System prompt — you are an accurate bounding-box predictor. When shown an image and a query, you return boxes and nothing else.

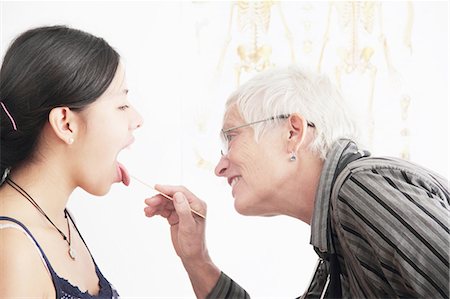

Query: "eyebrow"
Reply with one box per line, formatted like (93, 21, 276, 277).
(222, 122, 232, 130)
(222, 123, 240, 133)
(222, 115, 239, 130)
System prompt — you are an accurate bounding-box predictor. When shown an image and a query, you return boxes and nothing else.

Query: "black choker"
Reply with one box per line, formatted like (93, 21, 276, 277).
(6, 178, 76, 260)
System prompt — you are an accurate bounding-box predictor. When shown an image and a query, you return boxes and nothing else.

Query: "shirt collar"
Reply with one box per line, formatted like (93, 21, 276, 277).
(310, 139, 358, 254)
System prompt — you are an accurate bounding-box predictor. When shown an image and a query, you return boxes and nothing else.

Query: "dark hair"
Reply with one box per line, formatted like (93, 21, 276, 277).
(0, 25, 120, 184)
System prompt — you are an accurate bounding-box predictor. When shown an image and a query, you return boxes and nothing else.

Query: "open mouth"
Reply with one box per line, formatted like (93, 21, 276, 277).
(117, 162, 130, 186)
(228, 176, 241, 187)
(116, 137, 135, 186)
(230, 176, 240, 187)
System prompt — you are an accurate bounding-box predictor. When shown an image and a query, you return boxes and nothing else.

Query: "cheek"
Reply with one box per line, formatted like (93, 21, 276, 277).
(84, 117, 123, 149)
(245, 143, 286, 193)
(231, 137, 259, 168)
(236, 152, 272, 197)
(74, 131, 121, 191)
(75, 155, 115, 196)
(233, 137, 286, 215)
(238, 143, 276, 179)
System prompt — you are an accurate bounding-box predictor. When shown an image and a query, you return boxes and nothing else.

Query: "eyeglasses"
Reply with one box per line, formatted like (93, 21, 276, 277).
(220, 114, 315, 156)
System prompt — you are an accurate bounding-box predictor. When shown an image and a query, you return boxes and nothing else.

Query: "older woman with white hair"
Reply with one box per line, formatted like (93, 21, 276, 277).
(144, 65, 449, 299)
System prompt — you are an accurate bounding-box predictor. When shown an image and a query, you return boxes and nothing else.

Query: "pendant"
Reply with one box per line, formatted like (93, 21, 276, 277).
(69, 247, 76, 260)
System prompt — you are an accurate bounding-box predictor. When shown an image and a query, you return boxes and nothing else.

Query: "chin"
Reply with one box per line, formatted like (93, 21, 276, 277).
(83, 183, 112, 197)
(93, 189, 110, 197)
(234, 199, 257, 216)
(234, 197, 276, 217)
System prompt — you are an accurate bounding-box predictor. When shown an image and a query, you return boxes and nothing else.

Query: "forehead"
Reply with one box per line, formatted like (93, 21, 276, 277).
(103, 63, 126, 96)
(88, 64, 126, 109)
(81, 64, 126, 115)
(222, 104, 244, 129)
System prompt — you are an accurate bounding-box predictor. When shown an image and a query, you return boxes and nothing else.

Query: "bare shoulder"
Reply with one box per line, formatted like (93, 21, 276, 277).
(0, 223, 55, 298)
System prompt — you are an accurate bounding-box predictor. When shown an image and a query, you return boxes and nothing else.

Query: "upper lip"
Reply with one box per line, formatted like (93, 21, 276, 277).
(122, 136, 135, 150)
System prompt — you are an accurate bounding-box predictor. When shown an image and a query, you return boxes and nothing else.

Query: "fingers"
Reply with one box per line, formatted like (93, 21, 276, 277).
(144, 194, 174, 217)
(144, 195, 180, 226)
(172, 192, 196, 227)
(144, 185, 207, 224)
(167, 210, 180, 226)
(154, 185, 207, 217)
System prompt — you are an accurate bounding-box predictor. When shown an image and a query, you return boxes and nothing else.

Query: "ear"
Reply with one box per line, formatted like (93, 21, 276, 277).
(286, 113, 308, 154)
(48, 107, 77, 145)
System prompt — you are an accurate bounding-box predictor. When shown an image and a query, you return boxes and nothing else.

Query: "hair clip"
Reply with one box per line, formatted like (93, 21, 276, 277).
(0, 101, 18, 131)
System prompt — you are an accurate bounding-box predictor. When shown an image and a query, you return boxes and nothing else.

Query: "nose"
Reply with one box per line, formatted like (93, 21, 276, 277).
(131, 107, 144, 130)
(214, 155, 229, 177)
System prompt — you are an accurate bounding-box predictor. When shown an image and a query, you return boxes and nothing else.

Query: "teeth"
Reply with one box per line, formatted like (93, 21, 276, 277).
(231, 177, 240, 187)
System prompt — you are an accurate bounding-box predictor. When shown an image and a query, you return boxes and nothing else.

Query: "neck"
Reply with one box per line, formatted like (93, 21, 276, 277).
(281, 150, 324, 224)
(6, 160, 75, 221)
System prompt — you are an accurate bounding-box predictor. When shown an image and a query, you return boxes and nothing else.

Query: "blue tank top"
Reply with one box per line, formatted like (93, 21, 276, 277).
(0, 216, 120, 298)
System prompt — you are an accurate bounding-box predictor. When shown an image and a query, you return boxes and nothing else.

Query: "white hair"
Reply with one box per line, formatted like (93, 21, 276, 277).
(224, 65, 359, 159)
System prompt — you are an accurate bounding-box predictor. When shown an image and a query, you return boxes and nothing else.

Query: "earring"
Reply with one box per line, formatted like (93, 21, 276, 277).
(289, 152, 297, 162)
(68, 138, 74, 145)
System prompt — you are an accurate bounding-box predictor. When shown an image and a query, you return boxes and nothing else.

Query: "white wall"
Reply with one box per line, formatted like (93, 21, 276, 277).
(1, 1, 448, 298)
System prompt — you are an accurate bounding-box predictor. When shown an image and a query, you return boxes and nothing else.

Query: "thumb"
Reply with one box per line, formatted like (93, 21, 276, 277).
(172, 192, 195, 226)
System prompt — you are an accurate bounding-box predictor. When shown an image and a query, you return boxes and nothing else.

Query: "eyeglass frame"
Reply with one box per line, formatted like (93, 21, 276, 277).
(220, 114, 315, 156)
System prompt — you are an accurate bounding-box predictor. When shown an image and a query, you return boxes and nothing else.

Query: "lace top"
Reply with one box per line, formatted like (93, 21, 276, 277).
(0, 216, 120, 298)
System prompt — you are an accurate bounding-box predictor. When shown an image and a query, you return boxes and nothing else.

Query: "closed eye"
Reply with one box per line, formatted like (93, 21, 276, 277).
(118, 105, 129, 111)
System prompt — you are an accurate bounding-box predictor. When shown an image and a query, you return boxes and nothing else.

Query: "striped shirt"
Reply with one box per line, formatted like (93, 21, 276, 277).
(207, 139, 450, 298)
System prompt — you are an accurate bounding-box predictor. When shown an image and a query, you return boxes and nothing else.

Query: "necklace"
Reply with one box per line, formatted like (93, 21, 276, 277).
(6, 178, 76, 260)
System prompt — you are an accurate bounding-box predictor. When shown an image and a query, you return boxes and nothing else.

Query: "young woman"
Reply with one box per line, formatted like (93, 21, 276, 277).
(0, 25, 143, 298)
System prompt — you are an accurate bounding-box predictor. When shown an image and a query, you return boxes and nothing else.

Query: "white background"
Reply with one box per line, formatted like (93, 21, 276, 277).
(1, 1, 448, 298)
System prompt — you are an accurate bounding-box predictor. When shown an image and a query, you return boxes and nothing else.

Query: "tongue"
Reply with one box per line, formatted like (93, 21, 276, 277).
(117, 162, 130, 186)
